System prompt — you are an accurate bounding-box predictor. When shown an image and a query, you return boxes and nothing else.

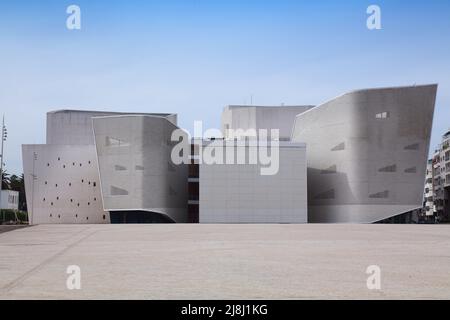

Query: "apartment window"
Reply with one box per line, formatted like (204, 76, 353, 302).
(375, 112, 389, 119)
(93, 182, 96, 187)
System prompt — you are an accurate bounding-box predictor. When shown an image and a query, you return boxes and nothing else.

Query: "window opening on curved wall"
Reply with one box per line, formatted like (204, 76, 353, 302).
(404, 143, 419, 150)
(320, 165, 337, 174)
(110, 186, 129, 196)
(378, 164, 397, 173)
(331, 142, 345, 151)
(369, 190, 389, 198)
(405, 167, 417, 173)
(314, 189, 335, 200)
(375, 111, 389, 119)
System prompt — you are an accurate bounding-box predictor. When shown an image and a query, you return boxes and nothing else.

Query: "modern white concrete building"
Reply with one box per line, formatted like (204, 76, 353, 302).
(92, 114, 189, 223)
(198, 140, 307, 223)
(21, 84, 437, 224)
(22, 110, 181, 224)
(291, 84, 438, 223)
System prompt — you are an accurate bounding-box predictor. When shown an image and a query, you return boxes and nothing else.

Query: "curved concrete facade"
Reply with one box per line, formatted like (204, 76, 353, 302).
(92, 115, 189, 223)
(292, 84, 437, 223)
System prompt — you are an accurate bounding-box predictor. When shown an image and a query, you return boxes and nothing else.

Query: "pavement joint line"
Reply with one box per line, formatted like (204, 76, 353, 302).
(0, 226, 97, 294)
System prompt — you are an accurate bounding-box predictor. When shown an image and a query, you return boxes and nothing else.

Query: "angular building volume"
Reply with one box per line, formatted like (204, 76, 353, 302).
(291, 84, 438, 223)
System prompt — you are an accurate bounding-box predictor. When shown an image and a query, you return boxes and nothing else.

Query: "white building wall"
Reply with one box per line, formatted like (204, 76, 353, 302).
(92, 115, 189, 222)
(0, 190, 19, 210)
(199, 142, 307, 223)
(292, 84, 437, 223)
(22, 144, 106, 224)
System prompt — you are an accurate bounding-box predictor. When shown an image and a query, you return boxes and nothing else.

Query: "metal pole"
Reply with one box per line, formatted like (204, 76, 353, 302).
(0, 115, 4, 191)
(0, 115, 4, 224)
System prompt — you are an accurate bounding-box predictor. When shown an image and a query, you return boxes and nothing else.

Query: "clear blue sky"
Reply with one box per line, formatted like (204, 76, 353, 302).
(1, 0, 450, 174)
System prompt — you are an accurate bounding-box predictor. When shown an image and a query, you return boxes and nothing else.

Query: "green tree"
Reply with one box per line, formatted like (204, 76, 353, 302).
(8, 173, 27, 211)
(1, 169, 10, 190)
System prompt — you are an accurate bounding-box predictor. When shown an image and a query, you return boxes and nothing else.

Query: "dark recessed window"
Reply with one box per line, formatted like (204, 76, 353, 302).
(77, 203, 80, 207)
(69, 183, 72, 186)
(88, 181, 91, 185)
(58, 214, 61, 218)
(88, 202, 90, 206)
(73, 162, 75, 166)
(88, 161, 91, 164)
(45, 181, 48, 185)
(47, 163, 50, 167)
(56, 197, 59, 200)
(75, 214, 78, 218)
(55, 184, 58, 187)
(81, 179, 84, 183)
(94, 197, 97, 201)
(86, 217, 89, 220)
(63, 165, 66, 168)
(51, 202, 53, 206)
(103, 215, 106, 220)
(80, 163, 82, 167)
(93, 182, 96, 187)
(58, 157, 60, 161)
(49, 214, 52, 217)
(70, 199, 73, 202)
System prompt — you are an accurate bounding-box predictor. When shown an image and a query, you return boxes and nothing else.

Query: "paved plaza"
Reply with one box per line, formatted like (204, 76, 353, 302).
(0, 224, 449, 299)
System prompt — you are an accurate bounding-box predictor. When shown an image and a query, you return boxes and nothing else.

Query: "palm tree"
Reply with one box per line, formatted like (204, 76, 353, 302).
(9, 173, 27, 211)
(1, 169, 10, 190)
